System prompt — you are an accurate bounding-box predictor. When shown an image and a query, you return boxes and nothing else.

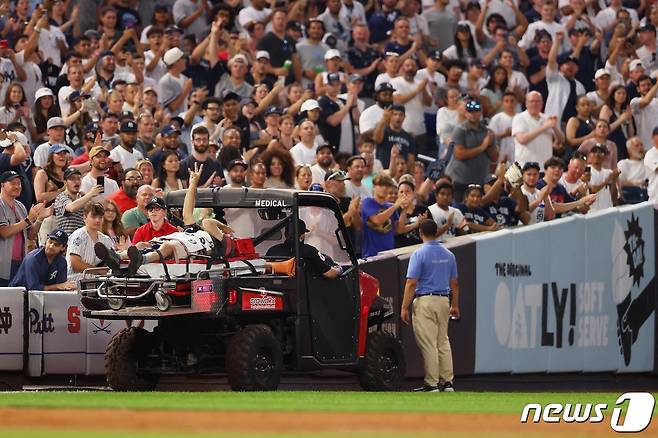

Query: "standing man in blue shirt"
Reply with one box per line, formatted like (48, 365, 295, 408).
(401, 219, 460, 392)
(10, 228, 75, 291)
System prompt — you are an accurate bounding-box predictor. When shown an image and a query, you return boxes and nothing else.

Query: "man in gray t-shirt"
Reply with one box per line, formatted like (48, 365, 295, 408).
(296, 20, 330, 87)
(422, 0, 458, 52)
(158, 48, 193, 116)
(445, 100, 499, 202)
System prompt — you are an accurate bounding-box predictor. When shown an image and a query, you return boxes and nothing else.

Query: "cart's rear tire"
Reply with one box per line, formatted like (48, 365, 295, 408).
(358, 331, 406, 391)
(226, 325, 282, 391)
(105, 327, 160, 391)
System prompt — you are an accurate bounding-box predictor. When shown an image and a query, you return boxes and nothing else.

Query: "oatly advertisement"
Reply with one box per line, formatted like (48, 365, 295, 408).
(473, 203, 655, 373)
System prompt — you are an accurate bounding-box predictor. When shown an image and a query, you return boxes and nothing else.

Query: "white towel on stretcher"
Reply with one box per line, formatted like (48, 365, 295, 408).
(136, 258, 269, 279)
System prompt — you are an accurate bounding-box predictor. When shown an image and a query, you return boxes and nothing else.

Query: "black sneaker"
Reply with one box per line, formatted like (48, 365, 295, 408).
(80, 296, 110, 311)
(413, 384, 440, 392)
(442, 381, 455, 392)
(126, 245, 144, 277)
(94, 242, 121, 275)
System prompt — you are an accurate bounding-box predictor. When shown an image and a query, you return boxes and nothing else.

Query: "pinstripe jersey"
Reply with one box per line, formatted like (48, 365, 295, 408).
(66, 227, 115, 282)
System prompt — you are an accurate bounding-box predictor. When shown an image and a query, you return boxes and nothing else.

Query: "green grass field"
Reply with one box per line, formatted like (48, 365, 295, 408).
(0, 391, 655, 438)
(0, 390, 643, 413)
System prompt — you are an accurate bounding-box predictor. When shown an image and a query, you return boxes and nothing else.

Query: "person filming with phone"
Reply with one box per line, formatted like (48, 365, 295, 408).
(80, 146, 118, 201)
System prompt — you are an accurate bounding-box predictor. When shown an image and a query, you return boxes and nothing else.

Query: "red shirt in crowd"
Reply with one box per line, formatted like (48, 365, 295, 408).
(108, 189, 137, 213)
(132, 220, 178, 244)
(70, 152, 89, 165)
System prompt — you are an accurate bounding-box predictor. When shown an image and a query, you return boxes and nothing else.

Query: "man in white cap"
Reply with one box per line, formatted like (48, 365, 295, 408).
(214, 54, 253, 99)
(158, 47, 193, 115)
(33, 117, 74, 169)
(296, 19, 330, 87)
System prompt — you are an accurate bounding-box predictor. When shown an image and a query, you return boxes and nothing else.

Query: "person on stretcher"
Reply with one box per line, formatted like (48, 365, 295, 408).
(94, 164, 234, 276)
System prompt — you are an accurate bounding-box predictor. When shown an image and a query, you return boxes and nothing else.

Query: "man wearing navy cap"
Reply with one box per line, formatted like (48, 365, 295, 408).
(109, 120, 144, 171)
(150, 124, 183, 171)
(445, 99, 498, 202)
(9, 229, 75, 291)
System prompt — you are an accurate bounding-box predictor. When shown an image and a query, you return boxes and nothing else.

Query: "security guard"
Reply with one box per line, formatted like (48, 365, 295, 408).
(401, 219, 460, 392)
(266, 219, 342, 279)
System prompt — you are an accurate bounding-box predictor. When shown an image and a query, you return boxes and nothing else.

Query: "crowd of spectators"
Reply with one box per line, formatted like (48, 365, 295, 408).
(1, 0, 658, 288)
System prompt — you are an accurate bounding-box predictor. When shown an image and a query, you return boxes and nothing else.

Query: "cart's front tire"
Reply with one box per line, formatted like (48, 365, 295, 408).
(358, 331, 406, 391)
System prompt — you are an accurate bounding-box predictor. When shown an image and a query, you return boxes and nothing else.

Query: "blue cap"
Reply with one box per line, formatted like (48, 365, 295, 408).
(160, 125, 181, 136)
(48, 143, 70, 155)
(47, 228, 68, 245)
(309, 183, 324, 192)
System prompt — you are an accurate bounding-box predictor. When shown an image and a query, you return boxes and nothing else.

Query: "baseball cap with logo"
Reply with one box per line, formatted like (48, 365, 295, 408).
(160, 125, 181, 136)
(146, 197, 166, 210)
(47, 117, 66, 129)
(0, 170, 21, 183)
(120, 120, 138, 132)
(163, 47, 185, 66)
(375, 82, 395, 93)
(84, 122, 101, 133)
(264, 106, 282, 117)
(47, 228, 68, 245)
(326, 72, 341, 84)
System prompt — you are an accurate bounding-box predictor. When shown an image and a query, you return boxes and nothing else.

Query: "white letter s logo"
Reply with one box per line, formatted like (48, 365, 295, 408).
(610, 392, 655, 433)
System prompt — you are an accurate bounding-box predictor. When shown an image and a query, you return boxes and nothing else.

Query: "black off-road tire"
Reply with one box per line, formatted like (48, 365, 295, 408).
(226, 325, 283, 391)
(105, 327, 160, 391)
(358, 331, 406, 391)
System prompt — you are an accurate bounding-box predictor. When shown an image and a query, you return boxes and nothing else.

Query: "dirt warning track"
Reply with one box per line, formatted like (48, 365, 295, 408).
(1, 407, 651, 436)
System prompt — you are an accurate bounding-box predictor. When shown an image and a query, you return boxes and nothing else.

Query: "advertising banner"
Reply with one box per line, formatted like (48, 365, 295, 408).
(0, 288, 24, 371)
(474, 204, 656, 373)
(40, 292, 86, 375)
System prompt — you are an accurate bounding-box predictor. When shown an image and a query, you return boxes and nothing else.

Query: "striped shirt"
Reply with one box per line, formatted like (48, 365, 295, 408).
(53, 191, 85, 237)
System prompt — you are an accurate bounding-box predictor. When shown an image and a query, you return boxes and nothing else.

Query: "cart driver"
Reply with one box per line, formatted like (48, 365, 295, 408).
(94, 164, 235, 276)
(266, 219, 343, 279)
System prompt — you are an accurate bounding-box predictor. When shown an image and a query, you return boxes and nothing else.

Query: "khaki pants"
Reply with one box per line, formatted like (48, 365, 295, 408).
(412, 295, 454, 386)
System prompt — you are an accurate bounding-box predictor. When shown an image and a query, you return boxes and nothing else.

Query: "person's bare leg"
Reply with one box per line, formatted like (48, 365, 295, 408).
(201, 218, 225, 242)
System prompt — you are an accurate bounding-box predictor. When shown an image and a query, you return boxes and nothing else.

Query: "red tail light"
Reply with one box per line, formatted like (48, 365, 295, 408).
(228, 288, 238, 305)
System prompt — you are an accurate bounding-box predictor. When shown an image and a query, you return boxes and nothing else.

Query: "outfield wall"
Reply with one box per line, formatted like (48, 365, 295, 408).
(0, 203, 655, 379)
